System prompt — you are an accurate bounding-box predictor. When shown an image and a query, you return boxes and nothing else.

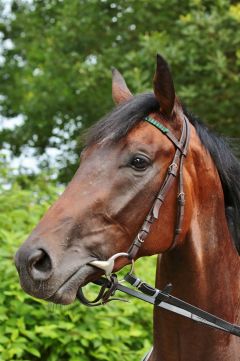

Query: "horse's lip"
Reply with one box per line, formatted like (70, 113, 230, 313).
(47, 261, 99, 305)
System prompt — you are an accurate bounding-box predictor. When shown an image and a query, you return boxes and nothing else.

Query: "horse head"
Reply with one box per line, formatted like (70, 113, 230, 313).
(14, 55, 201, 305)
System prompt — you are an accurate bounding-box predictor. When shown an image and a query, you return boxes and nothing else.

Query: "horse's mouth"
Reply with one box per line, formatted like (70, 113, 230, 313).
(46, 263, 101, 305)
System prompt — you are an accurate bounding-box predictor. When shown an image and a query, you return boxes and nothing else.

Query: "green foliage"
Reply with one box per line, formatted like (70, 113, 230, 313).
(0, 160, 154, 361)
(0, 0, 239, 182)
(0, 3, 239, 357)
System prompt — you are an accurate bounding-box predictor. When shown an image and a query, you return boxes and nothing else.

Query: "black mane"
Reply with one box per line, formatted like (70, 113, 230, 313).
(86, 93, 240, 254)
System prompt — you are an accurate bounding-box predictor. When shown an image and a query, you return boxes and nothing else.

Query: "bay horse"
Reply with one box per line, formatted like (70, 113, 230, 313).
(15, 55, 240, 360)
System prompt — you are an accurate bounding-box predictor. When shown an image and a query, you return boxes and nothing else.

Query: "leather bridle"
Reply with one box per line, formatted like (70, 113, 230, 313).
(86, 114, 190, 273)
(77, 115, 240, 338)
(127, 114, 190, 259)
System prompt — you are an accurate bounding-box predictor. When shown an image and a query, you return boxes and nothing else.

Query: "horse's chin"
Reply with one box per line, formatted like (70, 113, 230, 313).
(46, 264, 100, 305)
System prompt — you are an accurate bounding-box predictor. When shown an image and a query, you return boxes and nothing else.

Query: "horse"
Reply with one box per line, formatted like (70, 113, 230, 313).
(15, 54, 240, 361)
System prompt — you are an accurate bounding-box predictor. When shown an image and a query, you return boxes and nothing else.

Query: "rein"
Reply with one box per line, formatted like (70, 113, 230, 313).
(78, 274, 240, 337)
(77, 115, 240, 338)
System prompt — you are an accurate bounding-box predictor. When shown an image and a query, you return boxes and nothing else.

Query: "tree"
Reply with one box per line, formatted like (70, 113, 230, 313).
(0, 0, 239, 181)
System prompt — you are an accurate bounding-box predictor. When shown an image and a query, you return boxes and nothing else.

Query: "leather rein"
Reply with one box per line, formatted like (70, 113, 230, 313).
(77, 115, 240, 338)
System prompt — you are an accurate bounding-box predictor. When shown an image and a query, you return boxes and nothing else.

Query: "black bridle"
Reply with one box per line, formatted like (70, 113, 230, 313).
(77, 115, 240, 338)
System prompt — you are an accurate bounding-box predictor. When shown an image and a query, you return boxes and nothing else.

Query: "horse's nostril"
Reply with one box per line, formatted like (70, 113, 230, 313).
(28, 249, 53, 281)
(29, 249, 51, 272)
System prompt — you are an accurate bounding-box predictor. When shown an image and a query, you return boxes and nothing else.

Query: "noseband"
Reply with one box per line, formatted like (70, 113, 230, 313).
(77, 115, 240, 338)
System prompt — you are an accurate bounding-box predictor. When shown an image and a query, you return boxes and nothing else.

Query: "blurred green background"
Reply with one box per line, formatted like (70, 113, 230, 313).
(0, 0, 239, 360)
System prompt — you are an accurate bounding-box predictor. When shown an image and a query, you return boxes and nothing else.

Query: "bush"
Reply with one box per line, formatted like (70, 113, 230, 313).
(0, 160, 155, 361)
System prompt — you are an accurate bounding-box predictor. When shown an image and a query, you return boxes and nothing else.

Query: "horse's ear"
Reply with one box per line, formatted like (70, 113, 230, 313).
(153, 54, 175, 118)
(112, 68, 133, 105)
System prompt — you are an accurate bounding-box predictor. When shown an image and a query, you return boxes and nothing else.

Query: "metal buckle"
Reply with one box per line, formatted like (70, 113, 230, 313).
(138, 233, 145, 244)
(168, 162, 178, 175)
(178, 192, 185, 205)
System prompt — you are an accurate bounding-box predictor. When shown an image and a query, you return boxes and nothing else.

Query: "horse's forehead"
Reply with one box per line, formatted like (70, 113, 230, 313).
(127, 121, 161, 142)
(82, 120, 171, 165)
(126, 121, 171, 152)
(106, 120, 171, 150)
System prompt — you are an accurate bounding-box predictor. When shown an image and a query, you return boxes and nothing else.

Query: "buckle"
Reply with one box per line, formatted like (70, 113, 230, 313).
(168, 162, 178, 176)
(137, 234, 145, 244)
(178, 192, 185, 205)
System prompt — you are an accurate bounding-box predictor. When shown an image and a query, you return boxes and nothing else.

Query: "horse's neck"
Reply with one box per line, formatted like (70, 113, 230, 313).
(151, 172, 240, 360)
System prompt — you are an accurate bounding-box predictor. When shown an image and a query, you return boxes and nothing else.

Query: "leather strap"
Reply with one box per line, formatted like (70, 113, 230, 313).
(127, 116, 190, 259)
(77, 274, 128, 307)
(124, 273, 240, 337)
(77, 275, 240, 337)
(141, 347, 153, 361)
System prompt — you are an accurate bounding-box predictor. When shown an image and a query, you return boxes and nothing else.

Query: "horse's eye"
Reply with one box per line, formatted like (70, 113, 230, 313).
(130, 155, 150, 171)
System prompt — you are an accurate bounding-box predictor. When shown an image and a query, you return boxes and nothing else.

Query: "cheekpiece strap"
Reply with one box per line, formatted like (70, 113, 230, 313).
(127, 115, 190, 259)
